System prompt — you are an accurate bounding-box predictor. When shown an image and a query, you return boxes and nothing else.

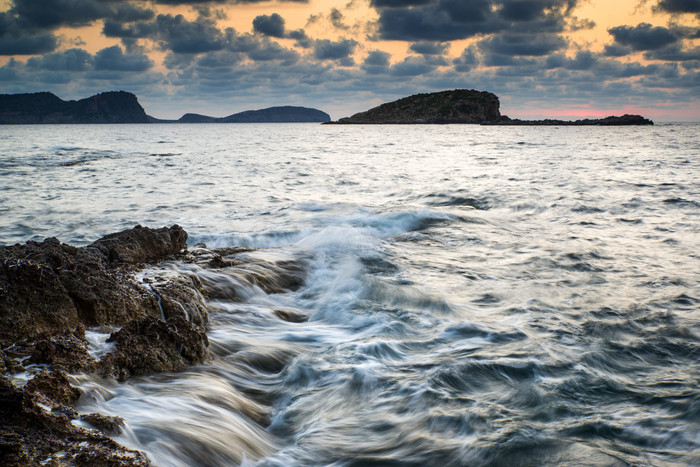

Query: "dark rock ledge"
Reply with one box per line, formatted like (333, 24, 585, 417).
(0, 225, 305, 466)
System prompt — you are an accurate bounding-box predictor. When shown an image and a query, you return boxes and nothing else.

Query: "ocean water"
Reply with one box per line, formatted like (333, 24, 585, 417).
(1, 123, 699, 466)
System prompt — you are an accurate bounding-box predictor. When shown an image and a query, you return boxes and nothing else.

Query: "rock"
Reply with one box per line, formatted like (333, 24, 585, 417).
(80, 413, 125, 434)
(0, 225, 188, 346)
(0, 375, 149, 466)
(91, 225, 187, 264)
(98, 315, 209, 380)
(24, 370, 81, 407)
(0, 91, 151, 124)
(333, 89, 502, 124)
(151, 275, 208, 327)
(27, 327, 94, 373)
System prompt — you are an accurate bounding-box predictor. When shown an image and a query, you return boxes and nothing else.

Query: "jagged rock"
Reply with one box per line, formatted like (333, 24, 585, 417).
(98, 316, 209, 380)
(26, 327, 95, 373)
(333, 89, 502, 124)
(91, 225, 187, 264)
(0, 375, 149, 466)
(80, 413, 125, 434)
(24, 370, 81, 407)
(0, 226, 188, 346)
(151, 275, 208, 327)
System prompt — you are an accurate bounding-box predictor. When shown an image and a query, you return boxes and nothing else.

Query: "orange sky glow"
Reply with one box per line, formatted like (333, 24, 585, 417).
(0, 0, 698, 120)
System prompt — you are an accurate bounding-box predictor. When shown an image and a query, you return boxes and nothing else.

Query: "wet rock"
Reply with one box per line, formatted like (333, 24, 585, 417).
(0, 375, 149, 466)
(91, 225, 187, 264)
(0, 255, 80, 347)
(0, 226, 187, 346)
(98, 315, 208, 380)
(80, 413, 125, 434)
(27, 326, 94, 373)
(0, 350, 22, 374)
(151, 275, 208, 327)
(24, 370, 80, 407)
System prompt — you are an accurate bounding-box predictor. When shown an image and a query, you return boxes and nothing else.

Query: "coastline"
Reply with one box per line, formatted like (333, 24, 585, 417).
(0, 225, 304, 465)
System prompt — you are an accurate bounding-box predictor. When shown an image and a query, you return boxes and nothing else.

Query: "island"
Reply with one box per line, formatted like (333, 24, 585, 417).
(165, 106, 331, 123)
(328, 89, 653, 125)
(0, 91, 331, 124)
(0, 91, 150, 124)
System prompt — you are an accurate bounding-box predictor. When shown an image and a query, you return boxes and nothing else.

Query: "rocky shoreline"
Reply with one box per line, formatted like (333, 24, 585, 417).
(0, 225, 305, 465)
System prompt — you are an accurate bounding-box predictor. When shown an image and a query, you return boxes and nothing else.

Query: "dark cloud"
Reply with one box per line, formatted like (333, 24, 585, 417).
(645, 45, 700, 61)
(478, 33, 567, 56)
(153, 0, 308, 4)
(247, 40, 300, 64)
(653, 0, 700, 15)
(371, 0, 433, 6)
(409, 42, 449, 55)
(603, 43, 631, 57)
(608, 23, 678, 51)
(545, 50, 596, 70)
(196, 50, 244, 68)
(288, 29, 313, 48)
(103, 20, 158, 39)
(156, 14, 227, 53)
(5, 0, 154, 31)
(372, 0, 579, 41)
(94, 45, 153, 71)
(329, 8, 349, 30)
(453, 47, 479, 71)
(253, 13, 285, 37)
(313, 38, 358, 61)
(389, 56, 436, 76)
(0, 29, 57, 55)
(26, 48, 92, 71)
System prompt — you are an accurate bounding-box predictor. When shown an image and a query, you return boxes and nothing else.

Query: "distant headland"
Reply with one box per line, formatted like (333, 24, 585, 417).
(0, 90, 652, 125)
(0, 91, 330, 124)
(328, 89, 654, 126)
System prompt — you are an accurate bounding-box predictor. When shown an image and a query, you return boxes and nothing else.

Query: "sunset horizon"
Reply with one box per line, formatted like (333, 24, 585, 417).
(1, 0, 698, 121)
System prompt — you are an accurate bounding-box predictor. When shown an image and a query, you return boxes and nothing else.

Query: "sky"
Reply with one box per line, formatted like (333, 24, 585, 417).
(0, 0, 698, 121)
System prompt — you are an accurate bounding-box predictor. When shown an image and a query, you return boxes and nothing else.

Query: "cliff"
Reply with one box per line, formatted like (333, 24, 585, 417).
(334, 89, 502, 124)
(173, 106, 331, 123)
(0, 91, 150, 124)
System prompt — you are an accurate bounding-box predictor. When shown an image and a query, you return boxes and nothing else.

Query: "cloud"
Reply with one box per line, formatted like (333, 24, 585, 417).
(313, 38, 358, 61)
(371, 0, 580, 41)
(453, 47, 479, 71)
(156, 14, 227, 54)
(253, 13, 285, 37)
(409, 42, 449, 55)
(26, 48, 92, 71)
(645, 45, 700, 61)
(608, 23, 678, 51)
(361, 50, 391, 74)
(0, 29, 57, 55)
(478, 33, 568, 56)
(653, 0, 700, 15)
(390, 55, 436, 76)
(94, 45, 153, 71)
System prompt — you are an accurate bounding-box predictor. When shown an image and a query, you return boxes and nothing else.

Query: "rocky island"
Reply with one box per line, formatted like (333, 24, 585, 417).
(0, 91, 150, 124)
(168, 106, 331, 123)
(0, 91, 330, 124)
(329, 89, 653, 125)
(0, 225, 305, 465)
(333, 89, 502, 124)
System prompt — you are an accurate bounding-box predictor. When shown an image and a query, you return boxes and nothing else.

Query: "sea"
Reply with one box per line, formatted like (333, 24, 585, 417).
(1, 123, 699, 466)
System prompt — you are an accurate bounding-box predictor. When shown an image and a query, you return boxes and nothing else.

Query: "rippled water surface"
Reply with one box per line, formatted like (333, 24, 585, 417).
(1, 123, 699, 466)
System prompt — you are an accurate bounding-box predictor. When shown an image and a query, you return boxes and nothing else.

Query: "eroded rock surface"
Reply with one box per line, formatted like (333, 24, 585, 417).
(0, 226, 308, 465)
